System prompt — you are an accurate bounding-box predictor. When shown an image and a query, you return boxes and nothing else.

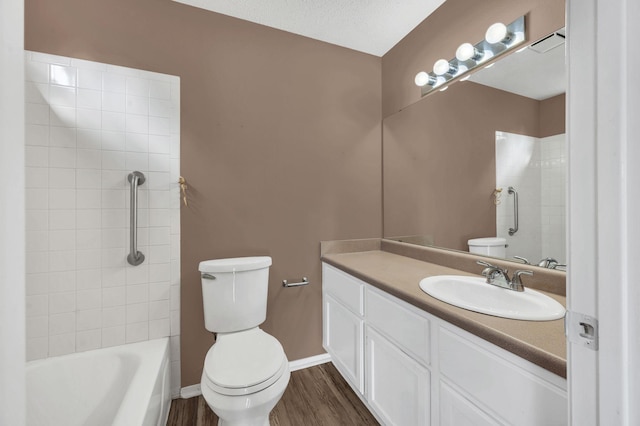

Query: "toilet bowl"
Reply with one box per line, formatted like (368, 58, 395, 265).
(198, 257, 290, 426)
(201, 329, 290, 426)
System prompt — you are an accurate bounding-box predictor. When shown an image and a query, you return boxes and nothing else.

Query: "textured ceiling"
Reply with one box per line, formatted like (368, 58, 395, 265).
(173, 0, 447, 56)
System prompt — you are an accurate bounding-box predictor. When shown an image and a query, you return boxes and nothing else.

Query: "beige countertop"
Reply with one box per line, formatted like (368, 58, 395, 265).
(321, 249, 567, 378)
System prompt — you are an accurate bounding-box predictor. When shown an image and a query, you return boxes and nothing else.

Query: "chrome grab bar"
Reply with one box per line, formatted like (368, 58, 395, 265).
(127, 171, 146, 266)
(508, 186, 519, 236)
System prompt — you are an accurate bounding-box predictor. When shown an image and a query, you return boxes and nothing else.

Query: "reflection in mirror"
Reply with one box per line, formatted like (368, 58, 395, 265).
(383, 28, 566, 269)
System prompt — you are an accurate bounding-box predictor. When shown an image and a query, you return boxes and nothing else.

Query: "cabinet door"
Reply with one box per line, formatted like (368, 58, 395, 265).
(324, 294, 364, 393)
(366, 327, 430, 426)
(439, 382, 501, 426)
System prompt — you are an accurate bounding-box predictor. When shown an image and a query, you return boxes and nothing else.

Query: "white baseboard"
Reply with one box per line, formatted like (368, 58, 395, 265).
(177, 353, 332, 399)
(179, 383, 202, 399)
(289, 353, 332, 372)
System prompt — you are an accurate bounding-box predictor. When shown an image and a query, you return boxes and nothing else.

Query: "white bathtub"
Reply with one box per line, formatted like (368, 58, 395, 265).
(26, 338, 171, 426)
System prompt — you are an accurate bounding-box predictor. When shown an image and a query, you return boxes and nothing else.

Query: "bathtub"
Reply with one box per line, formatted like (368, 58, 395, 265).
(26, 338, 171, 426)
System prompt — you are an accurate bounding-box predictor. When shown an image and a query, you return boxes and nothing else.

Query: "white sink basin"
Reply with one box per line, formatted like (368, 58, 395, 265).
(419, 275, 565, 321)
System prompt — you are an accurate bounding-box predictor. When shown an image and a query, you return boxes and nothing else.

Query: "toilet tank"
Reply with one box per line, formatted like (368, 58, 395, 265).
(199, 256, 272, 333)
(468, 237, 507, 258)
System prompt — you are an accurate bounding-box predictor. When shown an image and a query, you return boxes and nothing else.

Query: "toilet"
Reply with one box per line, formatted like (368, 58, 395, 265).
(198, 256, 290, 426)
(467, 237, 507, 258)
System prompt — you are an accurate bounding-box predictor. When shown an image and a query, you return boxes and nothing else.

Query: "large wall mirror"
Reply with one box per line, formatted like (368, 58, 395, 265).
(383, 26, 567, 270)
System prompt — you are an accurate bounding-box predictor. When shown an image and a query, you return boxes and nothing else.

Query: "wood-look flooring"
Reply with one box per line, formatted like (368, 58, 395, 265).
(167, 362, 379, 425)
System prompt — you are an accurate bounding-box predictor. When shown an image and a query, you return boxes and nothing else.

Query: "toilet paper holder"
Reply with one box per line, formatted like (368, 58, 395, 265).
(282, 277, 309, 288)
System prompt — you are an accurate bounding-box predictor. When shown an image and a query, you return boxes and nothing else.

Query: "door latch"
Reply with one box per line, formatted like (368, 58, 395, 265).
(565, 311, 599, 350)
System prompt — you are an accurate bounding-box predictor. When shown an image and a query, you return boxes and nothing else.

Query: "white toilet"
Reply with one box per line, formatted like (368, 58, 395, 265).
(198, 256, 290, 426)
(467, 237, 507, 258)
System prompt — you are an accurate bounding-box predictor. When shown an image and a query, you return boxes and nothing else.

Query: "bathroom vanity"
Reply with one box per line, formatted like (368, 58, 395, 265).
(321, 240, 567, 426)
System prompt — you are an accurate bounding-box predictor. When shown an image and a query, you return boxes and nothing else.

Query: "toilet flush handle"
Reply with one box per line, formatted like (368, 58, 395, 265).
(202, 273, 217, 280)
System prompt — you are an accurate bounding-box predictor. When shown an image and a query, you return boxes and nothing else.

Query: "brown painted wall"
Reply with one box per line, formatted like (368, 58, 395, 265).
(25, 0, 382, 386)
(540, 93, 566, 137)
(381, 0, 565, 117)
(383, 82, 540, 250)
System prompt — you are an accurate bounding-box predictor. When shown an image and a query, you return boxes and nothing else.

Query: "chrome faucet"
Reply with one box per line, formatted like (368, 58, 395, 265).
(476, 260, 533, 292)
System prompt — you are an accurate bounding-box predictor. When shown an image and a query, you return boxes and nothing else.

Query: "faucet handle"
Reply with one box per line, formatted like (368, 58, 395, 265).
(511, 270, 533, 291)
(513, 256, 530, 264)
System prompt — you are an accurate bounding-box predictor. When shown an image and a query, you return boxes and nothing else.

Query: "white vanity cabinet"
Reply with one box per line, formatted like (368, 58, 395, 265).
(322, 264, 365, 393)
(322, 263, 568, 426)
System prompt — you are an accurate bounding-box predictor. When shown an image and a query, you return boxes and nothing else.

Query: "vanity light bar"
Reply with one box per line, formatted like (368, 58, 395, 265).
(415, 16, 526, 97)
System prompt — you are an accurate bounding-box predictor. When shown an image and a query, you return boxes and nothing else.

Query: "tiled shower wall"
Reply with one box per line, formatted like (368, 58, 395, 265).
(24, 51, 181, 394)
(495, 131, 566, 264)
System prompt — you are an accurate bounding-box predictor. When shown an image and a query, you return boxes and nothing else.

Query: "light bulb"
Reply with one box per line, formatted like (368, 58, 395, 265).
(455, 43, 476, 61)
(433, 59, 453, 76)
(485, 22, 508, 44)
(414, 71, 431, 87)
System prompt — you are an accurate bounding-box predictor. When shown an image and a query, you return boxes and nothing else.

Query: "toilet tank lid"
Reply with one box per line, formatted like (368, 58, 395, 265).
(468, 237, 507, 247)
(199, 256, 272, 273)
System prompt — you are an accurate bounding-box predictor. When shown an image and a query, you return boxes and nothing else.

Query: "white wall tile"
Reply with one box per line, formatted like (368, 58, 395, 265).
(26, 124, 49, 147)
(102, 92, 126, 113)
(125, 152, 148, 171)
(25, 272, 49, 296)
(102, 326, 125, 348)
(49, 85, 76, 107)
(76, 149, 101, 169)
(49, 210, 76, 230)
(50, 127, 76, 148)
(27, 316, 49, 339)
(49, 333, 76, 356)
(77, 129, 101, 149)
(49, 291, 76, 314)
(77, 108, 102, 130)
(125, 133, 149, 153)
(26, 188, 48, 210)
(49, 271, 76, 293)
(149, 80, 171, 100)
(76, 329, 101, 352)
(75, 269, 101, 290)
(49, 312, 75, 335)
(25, 60, 49, 83)
(101, 268, 125, 288)
(101, 151, 126, 170)
(49, 250, 77, 272)
(77, 89, 101, 110)
(49, 230, 76, 251)
(25, 54, 180, 365)
(26, 103, 50, 125)
(126, 95, 148, 115)
(102, 306, 126, 327)
(126, 77, 149, 97)
(149, 281, 170, 301)
(149, 319, 170, 339)
(102, 111, 125, 132)
(76, 309, 101, 331)
(49, 189, 76, 210)
(26, 295, 49, 317)
(50, 105, 76, 128)
(49, 65, 77, 87)
(76, 209, 101, 229)
(77, 289, 101, 310)
(25, 82, 49, 104)
(77, 69, 103, 90)
(102, 286, 126, 308)
(126, 322, 149, 343)
(149, 135, 170, 154)
(76, 249, 102, 270)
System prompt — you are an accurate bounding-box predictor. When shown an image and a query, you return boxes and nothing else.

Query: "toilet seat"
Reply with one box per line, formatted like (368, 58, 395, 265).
(203, 328, 288, 396)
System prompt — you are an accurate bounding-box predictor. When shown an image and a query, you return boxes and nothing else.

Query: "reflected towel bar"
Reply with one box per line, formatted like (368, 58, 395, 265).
(508, 186, 519, 236)
(127, 171, 146, 266)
